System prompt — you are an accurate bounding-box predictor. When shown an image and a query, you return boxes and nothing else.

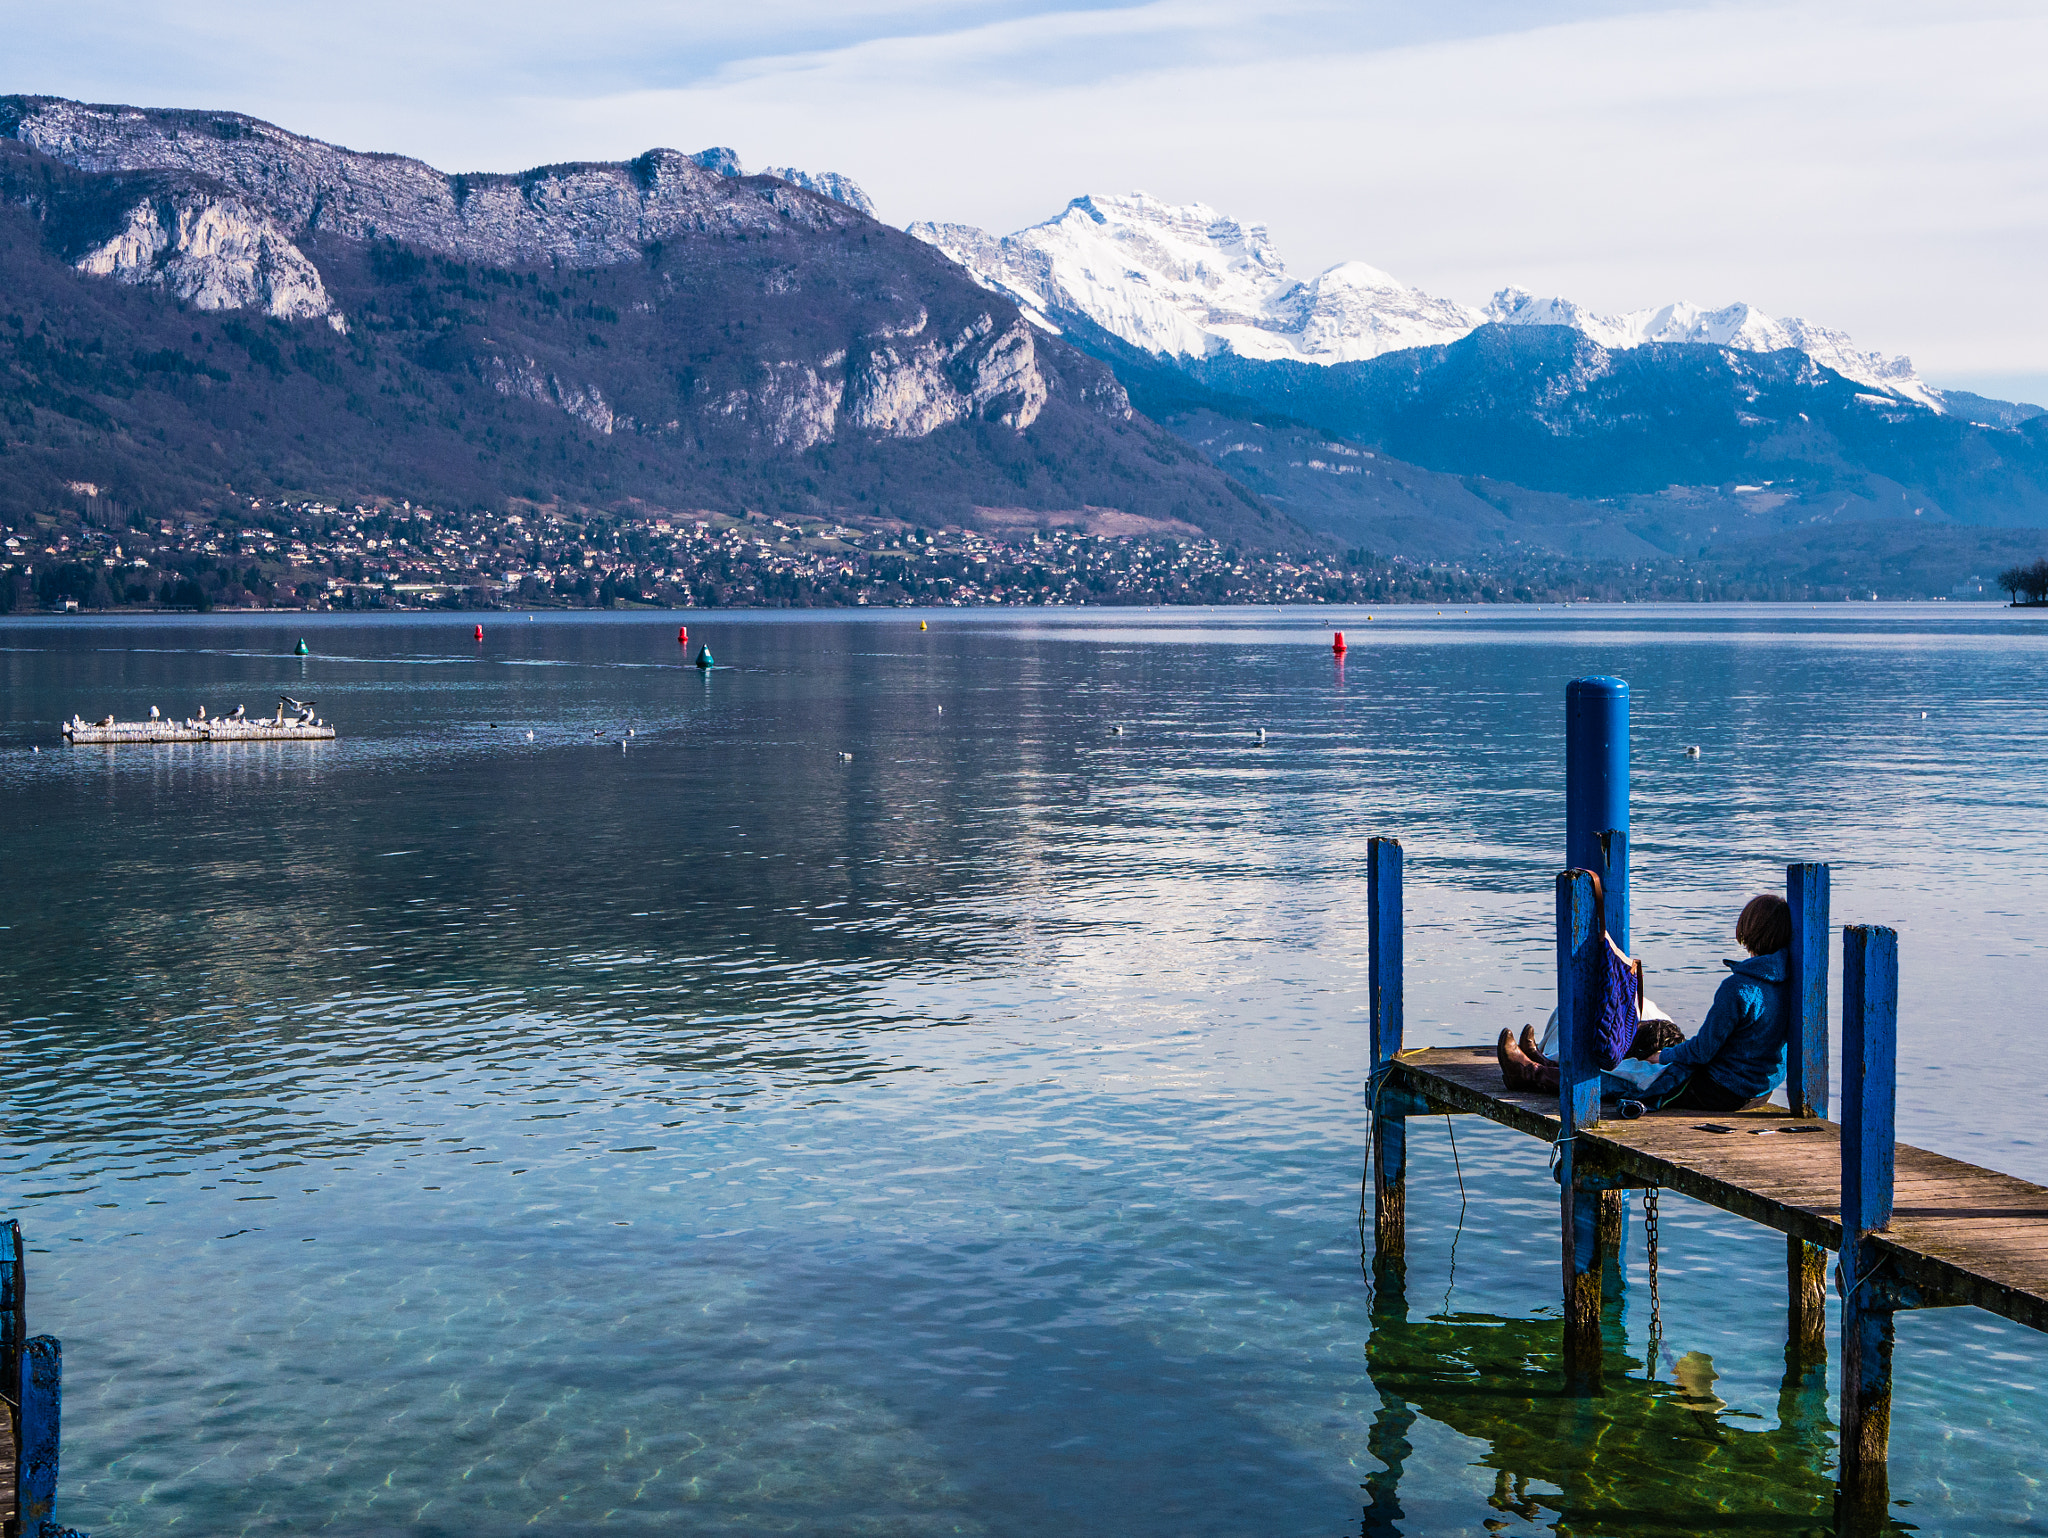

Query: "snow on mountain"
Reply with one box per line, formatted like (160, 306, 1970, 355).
(909, 194, 1481, 365)
(1483, 289, 1938, 409)
(913, 193, 1939, 409)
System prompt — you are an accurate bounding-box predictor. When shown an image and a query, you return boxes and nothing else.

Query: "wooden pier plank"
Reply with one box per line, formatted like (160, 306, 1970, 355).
(1388, 1046, 2048, 1334)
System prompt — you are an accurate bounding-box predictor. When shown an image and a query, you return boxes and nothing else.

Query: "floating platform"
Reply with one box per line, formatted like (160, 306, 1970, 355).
(63, 697, 335, 744)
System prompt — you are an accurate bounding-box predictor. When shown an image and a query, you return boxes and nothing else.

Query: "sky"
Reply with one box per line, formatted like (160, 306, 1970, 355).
(11, 0, 2048, 400)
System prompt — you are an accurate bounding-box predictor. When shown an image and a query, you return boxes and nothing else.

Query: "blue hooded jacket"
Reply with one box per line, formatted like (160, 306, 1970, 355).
(1660, 950, 1789, 1100)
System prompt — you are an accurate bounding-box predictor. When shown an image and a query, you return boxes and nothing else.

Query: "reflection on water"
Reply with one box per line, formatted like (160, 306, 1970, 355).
(4, 607, 2047, 1535)
(1361, 1221, 1866, 1538)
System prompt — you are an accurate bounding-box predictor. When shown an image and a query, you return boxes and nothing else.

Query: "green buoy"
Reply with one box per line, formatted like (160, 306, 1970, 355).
(694, 645, 714, 670)
(295, 639, 309, 656)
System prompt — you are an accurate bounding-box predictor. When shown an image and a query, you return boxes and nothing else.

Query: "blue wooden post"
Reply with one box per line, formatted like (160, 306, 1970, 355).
(1368, 836, 1405, 1271)
(1786, 863, 1831, 1120)
(18, 1335, 60, 1534)
(1, 1218, 20, 1535)
(1556, 867, 1603, 1384)
(1785, 863, 1832, 1363)
(1840, 924, 1899, 1530)
(1566, 677, 1629, 951)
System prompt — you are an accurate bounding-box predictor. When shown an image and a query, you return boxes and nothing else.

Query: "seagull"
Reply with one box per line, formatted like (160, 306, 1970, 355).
(1256, 728, 1267, 742)
(1684, 745, 1702, 758)
(149, 705, 160, 720)
(837, 751, 854, 762)
(627, 728, 635, 737)
(525, 731, 535, 741)
(1112, 725, 1124, 735)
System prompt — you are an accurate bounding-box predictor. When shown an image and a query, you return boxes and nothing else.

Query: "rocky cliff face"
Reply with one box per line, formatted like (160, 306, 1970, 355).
(4, 97, 848, 268)
(73, 189, 340, 325)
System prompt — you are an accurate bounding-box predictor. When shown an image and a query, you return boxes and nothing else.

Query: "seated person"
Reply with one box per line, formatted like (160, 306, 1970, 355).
(1497, 892, 1792, 1113)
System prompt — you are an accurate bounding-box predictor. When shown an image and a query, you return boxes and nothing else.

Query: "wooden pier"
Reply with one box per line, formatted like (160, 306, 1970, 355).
(1365, 674, 2048, 1536)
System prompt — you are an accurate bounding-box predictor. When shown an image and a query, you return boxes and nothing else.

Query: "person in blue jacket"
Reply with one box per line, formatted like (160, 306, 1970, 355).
(1637, 892, 1792, 1111)
(1498, 892, 1792, 1113)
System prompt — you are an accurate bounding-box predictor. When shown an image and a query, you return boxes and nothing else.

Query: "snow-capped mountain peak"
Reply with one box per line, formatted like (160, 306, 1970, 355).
(1484, 288, 1937, 408)
(912, 196, 1938, 409)
(910, 193, 1480, 365)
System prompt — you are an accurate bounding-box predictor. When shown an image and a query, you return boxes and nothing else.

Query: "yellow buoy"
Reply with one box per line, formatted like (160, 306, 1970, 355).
(919, 620, 928, 630)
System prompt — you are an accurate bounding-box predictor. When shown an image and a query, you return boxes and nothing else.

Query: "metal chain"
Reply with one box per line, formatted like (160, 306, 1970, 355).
(1643, 1186, 1663, 1377)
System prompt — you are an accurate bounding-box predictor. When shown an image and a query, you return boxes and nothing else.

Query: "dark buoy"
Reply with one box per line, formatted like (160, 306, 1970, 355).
(1332, 631, 1347, 654)
(695, 645, 714, 670)
(678, 625, 688, 645)
(294, 638, 309, 656)
(474, 624, 484, 643)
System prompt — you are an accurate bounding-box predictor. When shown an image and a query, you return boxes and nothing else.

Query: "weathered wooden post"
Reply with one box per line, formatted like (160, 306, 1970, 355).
(1785, 862, 1831, 1363)
(1565, 677, 1630, 949)
(1, 1218, 21, 1535)
(1368, 836, 1405, 1278)
(17, 1336, 60, 1536)
(1839, 924, 1899, 1533)
(1591, 827, 1631, 1289)
(1556, 867, 1604, 1386)
(1562, 677, 1626, 1385)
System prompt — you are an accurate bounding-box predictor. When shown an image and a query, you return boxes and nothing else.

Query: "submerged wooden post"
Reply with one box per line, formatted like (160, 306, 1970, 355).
(1786, 862, 1832, 1363)
(1556, 867, 1603, 1386)
(1840, 924, 1899, 1533)
(1, 1218, 21, 1533)
(1368, 836, 1405, 1276)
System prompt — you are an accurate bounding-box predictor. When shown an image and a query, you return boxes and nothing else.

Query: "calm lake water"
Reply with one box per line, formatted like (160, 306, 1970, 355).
(4, 604, 2046, 1537)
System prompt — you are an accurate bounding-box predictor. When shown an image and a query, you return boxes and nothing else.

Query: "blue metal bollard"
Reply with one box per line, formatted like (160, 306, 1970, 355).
(1840, 923, 1899, 1529)
(1556, 867, 1604, 1384)
(1368, 836, 1405, 1270)
(1565, 676, 1629, 951)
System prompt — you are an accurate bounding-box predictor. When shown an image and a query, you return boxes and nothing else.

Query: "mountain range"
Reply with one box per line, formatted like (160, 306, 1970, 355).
(3, 92, 2046, 599)
(0, 95, 1270, 547)
(910, 193, 1954, 413)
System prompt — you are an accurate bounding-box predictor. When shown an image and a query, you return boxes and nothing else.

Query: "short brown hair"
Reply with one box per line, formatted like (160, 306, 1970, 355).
(1737, 893, 1792, 955)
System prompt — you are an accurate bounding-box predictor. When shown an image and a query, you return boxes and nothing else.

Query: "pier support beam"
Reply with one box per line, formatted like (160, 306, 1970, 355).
(1839, 924, 1899, 1535)
(1787, 1237, 1828, 1366)
(1368, 836, 1405, 1281)
(1556, 867, 1604, 1387)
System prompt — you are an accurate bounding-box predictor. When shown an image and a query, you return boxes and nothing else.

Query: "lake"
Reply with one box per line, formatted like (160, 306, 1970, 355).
(4, 603, 2045, 1536)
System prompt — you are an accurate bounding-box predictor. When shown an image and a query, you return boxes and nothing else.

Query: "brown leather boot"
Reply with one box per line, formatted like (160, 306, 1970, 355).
(1519, 1024, 1548, 1065)
(1497, 1029, 1539, 1091)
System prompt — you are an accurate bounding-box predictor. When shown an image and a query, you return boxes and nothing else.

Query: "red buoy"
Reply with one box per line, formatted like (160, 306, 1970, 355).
(474, 624, 484, 642)
(678, 625, 688, 644)
(1332, 631, 1347, 654)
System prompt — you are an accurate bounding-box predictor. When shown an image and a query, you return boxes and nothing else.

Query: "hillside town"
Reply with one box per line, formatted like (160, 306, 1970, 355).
(0, 496, 1530, 610)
